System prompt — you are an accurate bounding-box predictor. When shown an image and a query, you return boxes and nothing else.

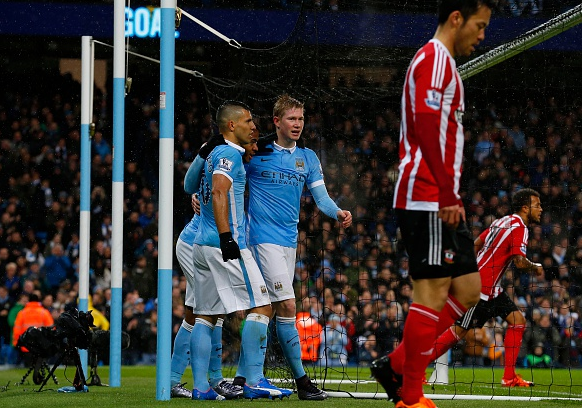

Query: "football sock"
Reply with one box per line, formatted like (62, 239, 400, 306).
(503, 324, 525, 379)
(240, 313, 269, 386)
(432, 326, 461, 361)
(208, 318, 224, 387)
(170, 320, 193, 387)
(190, 318, 213, 391)
(401, 303, 439, 405)
(276, 316, 306, 379)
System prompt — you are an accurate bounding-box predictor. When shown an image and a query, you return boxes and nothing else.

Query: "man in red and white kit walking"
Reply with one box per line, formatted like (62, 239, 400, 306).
(429, 188, 543, 387)
(371, 2, 496, 408)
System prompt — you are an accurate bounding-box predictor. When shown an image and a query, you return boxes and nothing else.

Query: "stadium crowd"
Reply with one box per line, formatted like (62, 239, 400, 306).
(0, 67, 581, 371)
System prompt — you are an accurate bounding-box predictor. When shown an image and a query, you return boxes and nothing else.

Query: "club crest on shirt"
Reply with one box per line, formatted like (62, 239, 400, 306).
(260, 285, 268, 295)
(274, 281, 283, 292)
(425, 89, 442, 111)
(444, 249, 455, 264)
(295, 158, 305, 172)
(217, 157, 233, 172)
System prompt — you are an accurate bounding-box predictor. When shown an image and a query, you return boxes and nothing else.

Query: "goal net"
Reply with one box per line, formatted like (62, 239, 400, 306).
(190, 1, 582, 401)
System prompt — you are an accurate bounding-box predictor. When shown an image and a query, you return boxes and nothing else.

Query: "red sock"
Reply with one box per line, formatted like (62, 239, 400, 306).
(400, 303, 439, 405)
(435, 295, 467, 335)
(392, 296, 465, 374)
(431, 326, 461, 360)
(503, 324, 525, 379)
(389, 343, 405, 375)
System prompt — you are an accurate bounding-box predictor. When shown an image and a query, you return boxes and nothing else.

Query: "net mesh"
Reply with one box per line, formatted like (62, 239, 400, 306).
(192, 1, 582, 399)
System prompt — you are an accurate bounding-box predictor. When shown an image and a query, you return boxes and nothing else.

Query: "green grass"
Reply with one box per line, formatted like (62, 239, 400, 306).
(1, 365, 581, 408)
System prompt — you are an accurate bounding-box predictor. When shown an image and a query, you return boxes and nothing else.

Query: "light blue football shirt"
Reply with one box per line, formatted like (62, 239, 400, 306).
(246, 142, 325, 248)
(179, 214, 200, 246)
(194, 141, 248, 249)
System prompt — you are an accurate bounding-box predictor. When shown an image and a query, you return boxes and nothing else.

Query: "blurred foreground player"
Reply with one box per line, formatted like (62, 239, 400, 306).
(371, 1, 496, 407)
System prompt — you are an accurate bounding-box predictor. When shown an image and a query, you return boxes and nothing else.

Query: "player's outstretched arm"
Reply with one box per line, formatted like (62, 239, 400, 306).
(310, 184, 342, 218)
(513, 255, 544, 278)
(336, 209, 352, 229)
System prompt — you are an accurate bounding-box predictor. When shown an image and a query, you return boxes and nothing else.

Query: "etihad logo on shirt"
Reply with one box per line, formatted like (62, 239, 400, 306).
(217, 157, 233, 172)
(425, 89, 442, 110)
(260, 171, 306, 186)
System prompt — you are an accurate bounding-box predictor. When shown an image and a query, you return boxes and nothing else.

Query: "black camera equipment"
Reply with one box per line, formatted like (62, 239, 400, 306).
(87, 329, 130, 386)
(16, 308, 95, 392)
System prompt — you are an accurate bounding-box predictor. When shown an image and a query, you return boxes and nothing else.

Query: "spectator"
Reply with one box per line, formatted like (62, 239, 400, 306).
(0, 285, 13, 365)
(358, 333, 379, 364)
(12, 293, 54, 363)
(319, 314, 348, 367)
(296, 311, 322, 363)
(42, 243, 73, 296)
(525, 342, 553, 368)
(463, 326, 493, 367)
(91, 131, 112, 161)
(523, 313, 562, 366)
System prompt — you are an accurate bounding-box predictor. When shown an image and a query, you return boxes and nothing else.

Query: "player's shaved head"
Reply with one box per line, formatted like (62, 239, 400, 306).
(216, 100, 251, 133)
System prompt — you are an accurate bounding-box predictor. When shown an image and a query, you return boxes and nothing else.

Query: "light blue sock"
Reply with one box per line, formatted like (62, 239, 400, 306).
(208, 318, 224, 387)
(241, 313, 269, 386)
(276, 316, 306, 379)
(235, 338, 246, 379)
(170, 320, 193, 387)
(190, 318, 213, 391)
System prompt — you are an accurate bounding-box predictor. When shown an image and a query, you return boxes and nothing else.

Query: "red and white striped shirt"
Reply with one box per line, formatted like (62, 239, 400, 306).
(477, 214, 528, 300)
(394, 39, 465, 211)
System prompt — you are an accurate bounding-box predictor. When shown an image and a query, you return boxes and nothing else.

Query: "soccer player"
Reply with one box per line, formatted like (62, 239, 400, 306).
(189, 101, 272, 400)
(429, 188, 543, 387)
(169, 133, 259, 399)
(370, 2, 496, 407)
(243, 94, 352, 400)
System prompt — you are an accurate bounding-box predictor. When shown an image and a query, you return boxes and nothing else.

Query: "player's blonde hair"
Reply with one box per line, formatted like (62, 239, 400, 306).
(273, 94, 304, 119)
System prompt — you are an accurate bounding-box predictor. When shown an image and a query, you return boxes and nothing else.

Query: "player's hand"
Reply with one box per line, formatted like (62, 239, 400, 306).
(534, 263, 544, 278)
(198, 134, 226, 159)
(438, 204, 464, 229)
(191, 194, 200, 215)
(256, 133, 276, 155)
(219, 232, 241, 262)
(337, 210, 352, 229)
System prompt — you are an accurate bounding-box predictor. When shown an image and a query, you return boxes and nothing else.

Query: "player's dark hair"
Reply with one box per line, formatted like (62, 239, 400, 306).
(512, 188, 540, 212)
(438, 0, 497, 25)
(216, 100, 251, 132)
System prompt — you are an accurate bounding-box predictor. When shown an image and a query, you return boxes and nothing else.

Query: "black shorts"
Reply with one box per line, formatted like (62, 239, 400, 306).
(396, 209, 478, 280)
(456, 292, 518, 330)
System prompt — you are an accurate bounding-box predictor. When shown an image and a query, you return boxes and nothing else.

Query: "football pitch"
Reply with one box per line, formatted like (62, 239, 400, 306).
(0, 365, 581, 408)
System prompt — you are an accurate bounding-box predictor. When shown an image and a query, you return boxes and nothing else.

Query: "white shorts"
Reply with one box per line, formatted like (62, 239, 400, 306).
(249, 243, 296, 303)
(175, 238, 195, 308)
(192, 245, 271, 315)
